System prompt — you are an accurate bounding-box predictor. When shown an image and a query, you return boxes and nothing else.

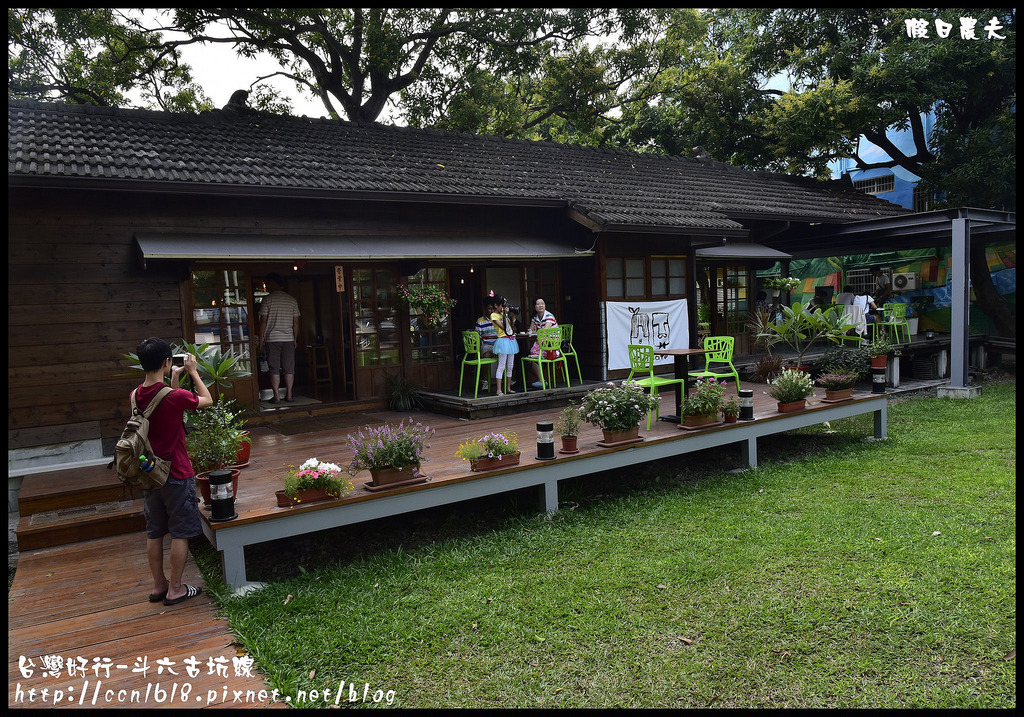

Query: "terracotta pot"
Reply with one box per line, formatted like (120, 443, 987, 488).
(195, 468, 240, 506)
(870, 355, 888, 369)
(233, 431, 251, 465)
(601, 426, 640, 444)
(723, 413, 738, 424)
(470, 453, 521, 472)
(559, 436, 579, 454)
(776, 400, 807, 413)
(824, 388, 853, 401)
(682, 414, 718, 428)
(370, 463, 421, 486)
(275, 487, 339, 507)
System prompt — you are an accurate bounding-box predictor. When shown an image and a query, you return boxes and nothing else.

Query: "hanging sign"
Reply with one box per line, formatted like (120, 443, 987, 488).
(605, 299, 689, 371)
(335, 265, 345, 292)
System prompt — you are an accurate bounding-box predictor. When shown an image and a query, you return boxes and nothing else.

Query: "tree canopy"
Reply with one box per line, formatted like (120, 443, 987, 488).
(8, 7, 1016, 208)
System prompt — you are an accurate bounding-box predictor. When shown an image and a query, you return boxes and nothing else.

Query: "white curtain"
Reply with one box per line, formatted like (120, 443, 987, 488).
(605, 299, 690, 371)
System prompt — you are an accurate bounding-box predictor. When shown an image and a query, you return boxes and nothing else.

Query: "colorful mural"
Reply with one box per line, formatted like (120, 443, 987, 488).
(777, 241, 1016, 334)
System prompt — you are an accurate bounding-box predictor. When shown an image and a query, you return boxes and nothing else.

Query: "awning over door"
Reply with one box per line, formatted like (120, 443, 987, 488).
(695, 241, 791, 261)
(135, 233, 586, 267)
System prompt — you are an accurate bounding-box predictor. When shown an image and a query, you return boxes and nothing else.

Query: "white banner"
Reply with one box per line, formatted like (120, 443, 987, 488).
(605, 299, 690, 371)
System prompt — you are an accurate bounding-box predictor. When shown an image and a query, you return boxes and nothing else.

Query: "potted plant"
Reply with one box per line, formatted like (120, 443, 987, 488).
(554, 404, 584, 454)
(276, 458, 353, 507)
(185, 399, 249, 504)
(758, 303, 856, 369)
(346, 419, 434, 487)
(581, 381, 660, 444)
(866, 334, 899, 369)
(764, 275, 802, 299)
(765, 370, 815, 412)
(185, 399, 246, 472)
(816, 372, 860, 401)
(456, 431, 520, 471)
(814, 345, 869, 381)
(722, 396, 741, 423)
(748, 352, 786, 384)
(395, 283, 457, 326)
(386, 373, 423, 412)
(681, 376, 725, 428)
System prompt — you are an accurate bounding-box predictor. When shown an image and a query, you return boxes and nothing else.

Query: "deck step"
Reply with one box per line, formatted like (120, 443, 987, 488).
(17, 463, 129, 516)
(16, 499, 146, 551)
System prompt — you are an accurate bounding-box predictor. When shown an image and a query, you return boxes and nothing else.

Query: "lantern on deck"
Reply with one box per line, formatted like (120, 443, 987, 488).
(208, 469, 237, 522)
(536, 421, 556, 461)
(738, 389, 755, 421)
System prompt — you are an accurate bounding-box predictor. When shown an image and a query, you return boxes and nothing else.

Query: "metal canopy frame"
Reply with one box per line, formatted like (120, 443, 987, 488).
(762, 207, 1016, 393)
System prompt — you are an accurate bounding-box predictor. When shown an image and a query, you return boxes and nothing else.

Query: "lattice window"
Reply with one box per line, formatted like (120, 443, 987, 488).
(853, 175, 895, 195)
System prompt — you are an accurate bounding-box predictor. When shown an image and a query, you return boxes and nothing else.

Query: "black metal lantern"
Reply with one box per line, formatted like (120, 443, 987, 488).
(738, 389, 755, 421)
(208, 469, 237, 522)
(536, 421, 556, 461)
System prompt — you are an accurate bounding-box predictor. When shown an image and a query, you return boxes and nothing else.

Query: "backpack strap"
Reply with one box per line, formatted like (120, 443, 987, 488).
(132, 385, 173, 418)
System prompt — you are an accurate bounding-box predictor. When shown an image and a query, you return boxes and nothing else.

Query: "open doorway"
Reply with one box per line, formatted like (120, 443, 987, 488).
(255, 266, 352, 409)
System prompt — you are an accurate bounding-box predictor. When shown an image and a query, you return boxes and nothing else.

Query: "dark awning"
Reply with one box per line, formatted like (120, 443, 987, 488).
(134, 233, 587, 267)
(760, 208, 1016, 259)
(695, 241, 791, 261)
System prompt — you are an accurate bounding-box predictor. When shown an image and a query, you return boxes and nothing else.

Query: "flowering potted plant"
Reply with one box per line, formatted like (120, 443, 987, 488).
(346, 419, 434, 488)
(276, 458, 353, 507)
(722, 396, 741, 423)
(456, 431, 520, 471)
(554, 404, 584, 454)
(681, 376, 726, 428)
(582, 381, 660, 444)
(766, 370, 815, 412)
(396, 283, 457, 326)
(764, 276, 802, 293)
(816, 372, 859, 401)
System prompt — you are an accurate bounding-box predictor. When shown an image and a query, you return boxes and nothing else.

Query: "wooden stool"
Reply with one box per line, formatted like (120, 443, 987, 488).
(308, 344, 332, 385)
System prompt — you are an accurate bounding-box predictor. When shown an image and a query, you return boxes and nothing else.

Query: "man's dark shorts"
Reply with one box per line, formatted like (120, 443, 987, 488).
(267, 341, 296, 374)
(145, 477, 202, 539)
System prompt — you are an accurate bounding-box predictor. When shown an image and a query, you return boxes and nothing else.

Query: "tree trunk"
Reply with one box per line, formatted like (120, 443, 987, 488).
(971, 239, 1015, 337)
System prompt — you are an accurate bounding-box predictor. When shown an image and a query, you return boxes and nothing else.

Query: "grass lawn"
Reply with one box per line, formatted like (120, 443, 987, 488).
(197, 378, 1016, 708)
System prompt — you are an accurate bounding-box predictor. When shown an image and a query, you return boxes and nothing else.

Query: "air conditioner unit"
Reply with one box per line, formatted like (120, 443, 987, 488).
(892, 272, 919, 291)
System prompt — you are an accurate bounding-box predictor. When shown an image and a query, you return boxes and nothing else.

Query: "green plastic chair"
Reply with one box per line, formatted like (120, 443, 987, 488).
(558, 323, 583, 385)
(873, 302, 910, 343)
(687, 336, 740, 391)
(626, 344, 686, 429)
(459, 331, 497, 399)
(521, 326, 570, 390)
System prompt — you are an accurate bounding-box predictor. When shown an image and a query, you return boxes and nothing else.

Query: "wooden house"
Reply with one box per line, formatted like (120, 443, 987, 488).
(8, 96, 907, 474)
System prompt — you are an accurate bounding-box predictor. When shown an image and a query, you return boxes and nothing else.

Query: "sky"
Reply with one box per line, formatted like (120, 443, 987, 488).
(173, 37, 330, 119)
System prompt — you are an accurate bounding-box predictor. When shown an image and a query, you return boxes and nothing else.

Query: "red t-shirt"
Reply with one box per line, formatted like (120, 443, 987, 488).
(133, 383, 200, 480)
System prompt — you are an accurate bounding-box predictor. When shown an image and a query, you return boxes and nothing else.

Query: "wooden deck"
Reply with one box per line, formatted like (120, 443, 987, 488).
(8, 534, 283, 709)
(10, 379, 899, 708)
(198, 383, 888, 592)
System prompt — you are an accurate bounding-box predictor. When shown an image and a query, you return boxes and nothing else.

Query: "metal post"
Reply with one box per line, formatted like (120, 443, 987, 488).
(949, 218, 970, 389)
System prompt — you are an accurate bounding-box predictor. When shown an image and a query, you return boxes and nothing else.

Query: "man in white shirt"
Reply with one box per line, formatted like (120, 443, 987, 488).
(852, 291, 879, 325)
(258, 274, 301, 403)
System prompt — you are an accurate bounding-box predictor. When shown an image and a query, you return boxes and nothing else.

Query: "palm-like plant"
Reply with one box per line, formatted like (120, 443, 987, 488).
(758, 303, 856, 367)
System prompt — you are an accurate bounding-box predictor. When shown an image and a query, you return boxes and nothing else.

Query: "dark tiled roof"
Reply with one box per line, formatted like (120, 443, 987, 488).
(8, 100, 907, 231)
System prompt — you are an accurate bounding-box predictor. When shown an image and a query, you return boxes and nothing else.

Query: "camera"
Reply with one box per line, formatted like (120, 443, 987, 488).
(172, 354, 187, 367)
(507, 305, 520, 314)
